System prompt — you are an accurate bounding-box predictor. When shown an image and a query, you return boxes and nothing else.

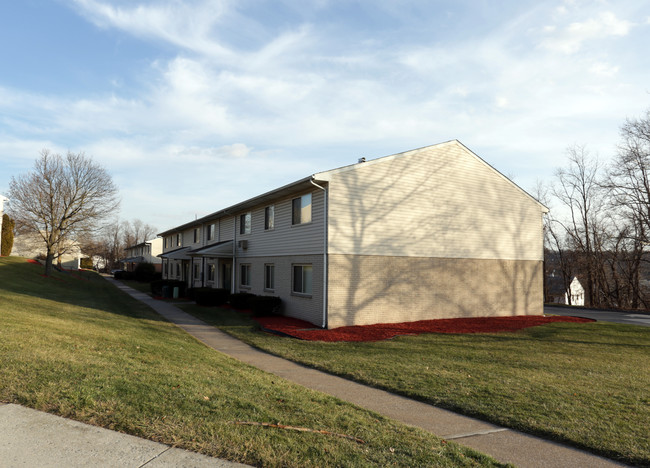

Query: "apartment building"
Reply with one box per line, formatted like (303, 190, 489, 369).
(158, 140, 547, 328)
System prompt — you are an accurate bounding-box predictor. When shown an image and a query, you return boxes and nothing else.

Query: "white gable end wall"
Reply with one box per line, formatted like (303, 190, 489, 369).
(322, 141, 544, 262)
(321, 140, 546, 328)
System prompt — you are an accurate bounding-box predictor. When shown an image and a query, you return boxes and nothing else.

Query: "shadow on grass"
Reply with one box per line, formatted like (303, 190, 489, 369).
(0, 258, 168, 324)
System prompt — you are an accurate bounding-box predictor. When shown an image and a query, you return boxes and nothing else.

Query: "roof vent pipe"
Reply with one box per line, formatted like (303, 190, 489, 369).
(358, 157, 366, 163)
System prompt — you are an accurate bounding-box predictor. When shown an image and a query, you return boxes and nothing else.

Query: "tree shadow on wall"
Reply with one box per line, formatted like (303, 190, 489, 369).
(326, 148, 543, 327)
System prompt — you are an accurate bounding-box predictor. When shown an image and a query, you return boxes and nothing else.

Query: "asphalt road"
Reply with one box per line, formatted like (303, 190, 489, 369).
(544, 305, 650, 327)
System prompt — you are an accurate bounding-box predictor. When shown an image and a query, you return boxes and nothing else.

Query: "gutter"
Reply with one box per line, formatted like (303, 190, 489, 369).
(310, 178, 328, 329)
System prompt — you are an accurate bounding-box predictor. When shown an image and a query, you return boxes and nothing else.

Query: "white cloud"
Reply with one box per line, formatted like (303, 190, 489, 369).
(541, 11, 633, 54)
(71, 0, 235, 60)
(589, 62, 620, 77)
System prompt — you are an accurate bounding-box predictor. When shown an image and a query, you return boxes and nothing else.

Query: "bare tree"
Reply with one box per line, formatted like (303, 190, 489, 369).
(606, 111, 650, 243)
(7, 150, 119, 276)
(122, 218, 157, 247)
(602, 110, 650, 307)
(551, 145, 607, 306)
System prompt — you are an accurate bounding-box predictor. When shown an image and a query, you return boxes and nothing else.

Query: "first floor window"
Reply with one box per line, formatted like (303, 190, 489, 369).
(264, 264, 275, 290)
(164, 262, 168, 276)
(176, 263, 181, 277)
(292, 264, 313, 295)
(208, 264, 215, 281)
(240, 264, 251, 287)
(193, 263, 200, 280)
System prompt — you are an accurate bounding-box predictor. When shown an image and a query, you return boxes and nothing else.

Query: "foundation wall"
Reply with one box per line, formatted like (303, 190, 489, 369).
(327, 254, 543, 328)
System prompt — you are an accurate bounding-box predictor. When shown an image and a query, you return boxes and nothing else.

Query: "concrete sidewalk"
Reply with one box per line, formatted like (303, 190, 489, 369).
(0, 402, 249, 468)
(106, 278, 629, 468)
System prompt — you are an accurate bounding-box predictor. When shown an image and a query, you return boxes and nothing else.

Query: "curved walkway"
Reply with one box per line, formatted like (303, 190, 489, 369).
(108, 278, 627, 468)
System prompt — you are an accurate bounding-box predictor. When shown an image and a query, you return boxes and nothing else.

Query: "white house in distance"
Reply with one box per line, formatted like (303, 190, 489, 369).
(122, 238, 163, 272)
(158, 140, 548, 329)
(12, 232, 84, 270)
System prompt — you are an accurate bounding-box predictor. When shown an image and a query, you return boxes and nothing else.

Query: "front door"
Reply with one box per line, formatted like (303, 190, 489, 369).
(222, 262, 232, 291)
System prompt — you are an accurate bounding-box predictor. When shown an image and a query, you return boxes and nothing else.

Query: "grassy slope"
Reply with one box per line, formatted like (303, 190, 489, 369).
(0, 257, 504, 468)
(181, 304, 650, 467)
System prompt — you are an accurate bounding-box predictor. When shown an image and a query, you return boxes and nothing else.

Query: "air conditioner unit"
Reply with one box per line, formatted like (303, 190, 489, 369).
(238, 240, 248, 249)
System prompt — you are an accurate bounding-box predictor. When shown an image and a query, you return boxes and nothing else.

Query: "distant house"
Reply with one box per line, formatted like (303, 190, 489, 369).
(122, 238, 163, 272)
(158, 140, 547, 328)
(546, 272, 585, 306)
(12, 232, 83, 270)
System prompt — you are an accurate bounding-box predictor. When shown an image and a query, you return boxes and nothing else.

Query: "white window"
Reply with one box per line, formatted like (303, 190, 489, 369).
(292, 264, 313, 295)
(207, 264, 215, 282)
(240, 213, 251, 235)
(193, 263, 200, 280)
(193, 227, 200, 244)
(207, 223, 215, 241)
(264, 264, 275, 290)
(240, 264, 251, 287)
(264, 205, 275, 230)
(292, 193, 312, 225)
(176, 233, 182, 246)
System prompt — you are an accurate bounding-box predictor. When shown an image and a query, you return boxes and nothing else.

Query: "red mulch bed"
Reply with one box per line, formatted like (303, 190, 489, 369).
(253, 315, 594, 342)
(26, 259, 40, 264)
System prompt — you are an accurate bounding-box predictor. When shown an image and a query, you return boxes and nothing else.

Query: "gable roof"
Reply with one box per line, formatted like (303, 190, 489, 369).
(158, 139, 547, 236)
(315, 139, 548, 213)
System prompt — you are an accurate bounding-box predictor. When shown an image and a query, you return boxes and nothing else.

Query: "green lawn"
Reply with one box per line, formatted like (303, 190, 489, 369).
(0, 257, 503, 467)
(181, 304, 650, 467)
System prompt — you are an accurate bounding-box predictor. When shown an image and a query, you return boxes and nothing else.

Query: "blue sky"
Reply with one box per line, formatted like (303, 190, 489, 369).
(1, 0, 649, 232)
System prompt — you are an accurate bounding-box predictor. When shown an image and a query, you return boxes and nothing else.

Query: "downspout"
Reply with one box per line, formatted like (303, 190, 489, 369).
(310, 179, 328, 329)
(231, 212, 237, 294)
(201, 223, 205, 287)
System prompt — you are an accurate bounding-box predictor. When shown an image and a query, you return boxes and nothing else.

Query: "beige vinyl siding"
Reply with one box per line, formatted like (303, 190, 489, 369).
(236, 189, 325, 258)
(235, 255, 324, 326)
(323, 141, 544, 261)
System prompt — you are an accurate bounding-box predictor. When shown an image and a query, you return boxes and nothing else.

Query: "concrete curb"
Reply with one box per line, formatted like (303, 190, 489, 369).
(0, 403, 249, 467)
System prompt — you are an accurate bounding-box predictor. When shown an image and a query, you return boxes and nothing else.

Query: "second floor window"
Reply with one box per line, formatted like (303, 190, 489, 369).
(193, 228, 200, 244)
(292, 193, 312, 225)
(176, 233, 182, 246)
(240, 212, 251, 235)
(264, 205, 275, 230)
(207, 223, 215, 241)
